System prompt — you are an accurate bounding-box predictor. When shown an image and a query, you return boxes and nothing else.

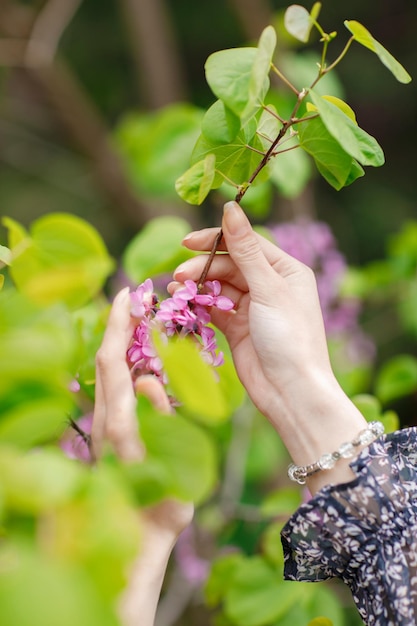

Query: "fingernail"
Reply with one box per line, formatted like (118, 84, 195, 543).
(115, 286, 130, 301)
(182, 231, 197, 244)
(223, 201, 248, 236)
(173, 263, 186, 279)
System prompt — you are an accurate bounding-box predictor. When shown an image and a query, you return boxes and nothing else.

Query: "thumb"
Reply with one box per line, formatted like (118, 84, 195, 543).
(222, 201, 276, 299)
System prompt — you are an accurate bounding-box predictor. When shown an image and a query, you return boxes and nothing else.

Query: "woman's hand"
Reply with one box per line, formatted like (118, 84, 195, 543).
(172, 202, 368, 492)
(92, 288, 193, 626)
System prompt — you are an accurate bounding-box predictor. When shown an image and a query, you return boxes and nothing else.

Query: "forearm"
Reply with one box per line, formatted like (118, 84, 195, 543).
(118, 532, 175, 626)
(264, 368, 368, 494)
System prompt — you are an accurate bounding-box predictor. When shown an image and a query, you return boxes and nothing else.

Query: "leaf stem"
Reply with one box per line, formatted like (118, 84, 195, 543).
(270, 63, 299, 95)
(197, 89, 308, 290)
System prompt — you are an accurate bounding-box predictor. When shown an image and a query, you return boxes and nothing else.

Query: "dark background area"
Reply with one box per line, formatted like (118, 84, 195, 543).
(0, 0, 415, 263)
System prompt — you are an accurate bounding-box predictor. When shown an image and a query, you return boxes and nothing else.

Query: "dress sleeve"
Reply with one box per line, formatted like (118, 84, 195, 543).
(280, 427, 417, 626)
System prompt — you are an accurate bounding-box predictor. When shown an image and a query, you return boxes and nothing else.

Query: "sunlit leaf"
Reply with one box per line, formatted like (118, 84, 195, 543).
(345, 20, 412, 84)
(0, 543, 119, 626)
(284, 5, 315, 43)
(3, 214, 114, 309)
(0, 245, 11, 266)
(0, 394, 73, 448)
(122, 215, 194, 284)
(260, 487, 302, 517)
(205, 553, 244, 607)
(191, 120, 268, 189)
(270, 140, 312, 198)
(308, 95, 357, 123)
(115, 103, 204, 199)
(309, 90, 384, 167)
(375, 355, 417, 404)
(308, 619, 333, 626)
(205, 46, 269, 121)
(175, 153, 216, 205)
(351, 393, 382, 422)
(249, 26, 276, 113)
(224, 556, 304, 626)
(0, 447, 84, 512)
(201, 100, 241, 144)
(298, 116, 364, 190)
(154, 334, 229, 423)
(139, 409, 217, 503)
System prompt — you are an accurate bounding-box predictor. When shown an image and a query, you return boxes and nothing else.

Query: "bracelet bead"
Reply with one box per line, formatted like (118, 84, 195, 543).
(288, 420, 385, 485)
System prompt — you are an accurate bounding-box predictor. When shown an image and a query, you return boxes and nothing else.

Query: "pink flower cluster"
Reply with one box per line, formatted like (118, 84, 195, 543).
(127, 278, 234, 383)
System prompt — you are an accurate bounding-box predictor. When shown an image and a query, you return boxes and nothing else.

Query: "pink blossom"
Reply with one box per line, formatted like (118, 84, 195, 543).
(127, 278, 234, 389)
(130, 278, 156, 318)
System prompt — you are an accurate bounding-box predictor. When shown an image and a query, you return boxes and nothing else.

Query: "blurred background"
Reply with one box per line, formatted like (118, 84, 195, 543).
(0, 3, 416, 625)
(0, 0, 415, 255)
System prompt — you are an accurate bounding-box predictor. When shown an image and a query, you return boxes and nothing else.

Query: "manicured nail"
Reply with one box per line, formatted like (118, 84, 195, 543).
(115, 286, 130, 301)
(182, 231, 197, 244)
(223, 201, 248, 236)
(173, 263, 186, 278)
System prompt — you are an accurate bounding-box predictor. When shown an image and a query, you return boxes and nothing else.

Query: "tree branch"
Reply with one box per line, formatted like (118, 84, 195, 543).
(118, 0, 187, 108)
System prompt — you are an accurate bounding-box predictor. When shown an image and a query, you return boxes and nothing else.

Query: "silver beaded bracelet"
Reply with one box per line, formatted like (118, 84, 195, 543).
(287, 420, 385, 485)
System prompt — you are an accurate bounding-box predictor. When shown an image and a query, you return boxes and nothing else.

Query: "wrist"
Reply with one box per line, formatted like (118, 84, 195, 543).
(263, 368, 368, 469)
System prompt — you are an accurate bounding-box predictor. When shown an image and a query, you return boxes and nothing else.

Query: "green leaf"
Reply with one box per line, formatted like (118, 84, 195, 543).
(139, 410, 217, 503)
(345, 20, 412, 84)
(0, 447, 85, 513)
(122, 216, 194, 284)
(201, 100, 241, 144)
(250, 26, 276, 111)
(308, 619, 333, 626)
(114, 103, 204, 199)
(260, 521, 285, 568)
(352, 394, 382, 422)
(3, 214, 114, 309)
(309, 90, 385, 167)
(269, 142, 312, 198)
(205, 553, 245, 607)
(284, 5, 315, 43)
(224, 556, 304, 626)
(0, 395, 73, 448)
(154, 334, 229, 423)
(205, 44, 269, 121)
(0, 543, 119, 626)
(308, 95, 357, 123)
(191, 119, 268, 189)
(375, 355, 417, 404)
(0, 245, 11, 266)
(298, 117, 364, 190)
(175, 153, 216, 205)
(260, 487, 302, 517)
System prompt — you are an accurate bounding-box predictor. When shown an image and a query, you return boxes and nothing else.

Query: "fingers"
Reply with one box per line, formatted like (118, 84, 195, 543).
(174, 253, 248, 292)
(181, 202, 305, 285)
(93, 287, 143, 462)
(135, 376, 173, 415)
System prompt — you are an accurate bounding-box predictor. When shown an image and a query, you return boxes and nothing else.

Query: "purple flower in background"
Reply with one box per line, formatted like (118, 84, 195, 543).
(60, 413, 93, 463)
(268, 219, 374, 365)
(175, 525, 210, 585)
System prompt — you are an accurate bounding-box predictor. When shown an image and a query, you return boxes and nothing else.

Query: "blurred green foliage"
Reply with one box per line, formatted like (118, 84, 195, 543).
(0, 1, 416, 625)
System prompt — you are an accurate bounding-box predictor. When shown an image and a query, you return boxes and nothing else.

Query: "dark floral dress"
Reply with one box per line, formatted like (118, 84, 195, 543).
(281, 428, 417, 625)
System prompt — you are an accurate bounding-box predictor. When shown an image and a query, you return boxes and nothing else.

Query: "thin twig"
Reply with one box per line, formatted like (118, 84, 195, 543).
(25, 0, 83, 67)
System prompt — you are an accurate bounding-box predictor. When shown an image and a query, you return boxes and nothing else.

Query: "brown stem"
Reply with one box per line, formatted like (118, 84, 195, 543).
(197, 89, 307, 290)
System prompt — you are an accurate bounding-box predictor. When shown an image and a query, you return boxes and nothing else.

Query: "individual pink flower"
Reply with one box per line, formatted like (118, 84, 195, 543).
(194, 280, 234, 311)
(130, 278, 157, 318)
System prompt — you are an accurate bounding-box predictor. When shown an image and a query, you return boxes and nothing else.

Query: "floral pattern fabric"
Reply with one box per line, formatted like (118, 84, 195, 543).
(281, 427, 417, 625)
